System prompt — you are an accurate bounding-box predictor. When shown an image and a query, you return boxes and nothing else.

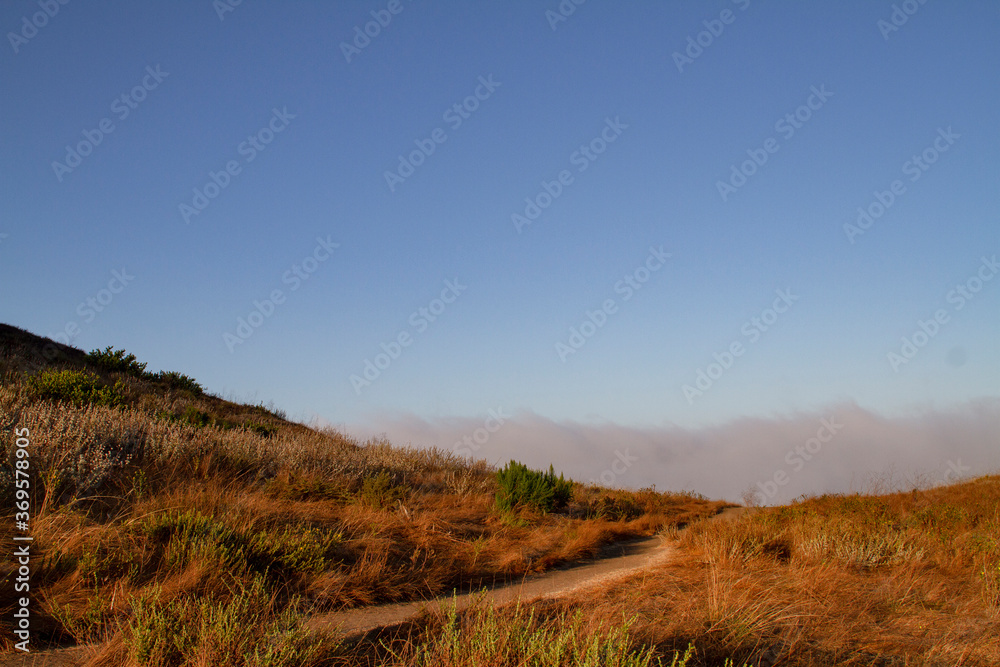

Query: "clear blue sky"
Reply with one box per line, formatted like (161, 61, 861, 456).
(2, 1, 998, 431)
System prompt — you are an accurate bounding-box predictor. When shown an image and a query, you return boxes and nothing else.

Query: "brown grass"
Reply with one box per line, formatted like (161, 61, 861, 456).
(0, 350, 725, 658)
(523, 476, 1000, 666)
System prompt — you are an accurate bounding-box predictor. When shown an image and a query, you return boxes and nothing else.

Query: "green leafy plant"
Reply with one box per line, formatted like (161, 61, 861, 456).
(87, 346, 148, 377)
(156, 370, 203, 395)
(495, 461, 572, 513)
(26, 369, 126, 408)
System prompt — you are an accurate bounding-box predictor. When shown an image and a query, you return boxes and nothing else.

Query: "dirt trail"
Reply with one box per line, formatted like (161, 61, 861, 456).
(309, 534, 671, 638)
(313, 506, 748, 638)
(7, 507, 747, 665)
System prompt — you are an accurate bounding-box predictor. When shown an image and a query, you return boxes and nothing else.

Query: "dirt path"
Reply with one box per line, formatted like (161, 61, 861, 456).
(308, 534, 672, 638)
(311, 507, 747, 638)
(8, 508, 747, 665)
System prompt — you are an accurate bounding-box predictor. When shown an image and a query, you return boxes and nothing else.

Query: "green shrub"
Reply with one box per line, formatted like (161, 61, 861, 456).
(495, 461, 572, 513)
(360, 471, 408, 509)
(156, 370, 203, 395)
(26, 369, 126, 408)
(87, 346, 148, 377)
(180, 405, 213, 428)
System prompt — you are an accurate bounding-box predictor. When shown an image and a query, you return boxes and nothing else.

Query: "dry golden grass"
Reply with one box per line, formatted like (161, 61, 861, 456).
(15, 328, 993, 665)
(524, 476, 1000, 666)
(0, 361, 725, 659)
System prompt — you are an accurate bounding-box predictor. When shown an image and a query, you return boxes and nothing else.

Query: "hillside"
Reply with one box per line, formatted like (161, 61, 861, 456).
(0, 324, 730, 665)
(1, 325, 996, 665)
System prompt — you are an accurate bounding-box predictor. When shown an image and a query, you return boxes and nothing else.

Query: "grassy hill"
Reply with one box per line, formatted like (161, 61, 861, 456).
(0, 324, 732, 665)
(1, 324, 996, 665)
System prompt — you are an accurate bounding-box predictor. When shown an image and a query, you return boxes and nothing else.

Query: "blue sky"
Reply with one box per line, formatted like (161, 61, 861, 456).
(2, 0, 998, 435)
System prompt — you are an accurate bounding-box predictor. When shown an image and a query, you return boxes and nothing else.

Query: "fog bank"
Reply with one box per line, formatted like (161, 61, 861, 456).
(345, 399, 999, 504)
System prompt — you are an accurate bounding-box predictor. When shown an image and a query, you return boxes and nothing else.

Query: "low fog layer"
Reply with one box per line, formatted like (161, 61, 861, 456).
(347, 399, 999, 505)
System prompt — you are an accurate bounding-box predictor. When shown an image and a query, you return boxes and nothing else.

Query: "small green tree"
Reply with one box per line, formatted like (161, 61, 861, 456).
(495, 461, 572, 513)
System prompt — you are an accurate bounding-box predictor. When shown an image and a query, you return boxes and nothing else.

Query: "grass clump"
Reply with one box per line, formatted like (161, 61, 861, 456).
(388, 601, 666, 667)
(125, 577, 336, 667)
(26, 369, 126, 408)
(141, 509, 343, 576)
(496, 461, 572, 513)
(155, 405, 277, 438)
(360, 470, 409, 509)
(586, 495, 643, 522)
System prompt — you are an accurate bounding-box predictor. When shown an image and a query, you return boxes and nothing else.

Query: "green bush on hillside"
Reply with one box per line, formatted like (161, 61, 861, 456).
(88, 347, 204, 397)
(155, 370, 203, 395)
(495, 461, 572, 513)
(26, 369, 126, 408)
(87, 346, 148, 377)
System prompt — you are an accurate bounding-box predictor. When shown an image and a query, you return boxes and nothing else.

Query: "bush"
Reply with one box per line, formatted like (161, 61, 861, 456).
(180, 405, 213, 428)
(26, 369, 126, 408)
(87, 346, 148, 377)
(156, 370, 203, 395)
(360, 471, 408, 509)
(495, 461, 572, 513)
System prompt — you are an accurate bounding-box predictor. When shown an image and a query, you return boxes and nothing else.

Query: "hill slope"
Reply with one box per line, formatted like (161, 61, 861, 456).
(0, 324, 727, 663)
